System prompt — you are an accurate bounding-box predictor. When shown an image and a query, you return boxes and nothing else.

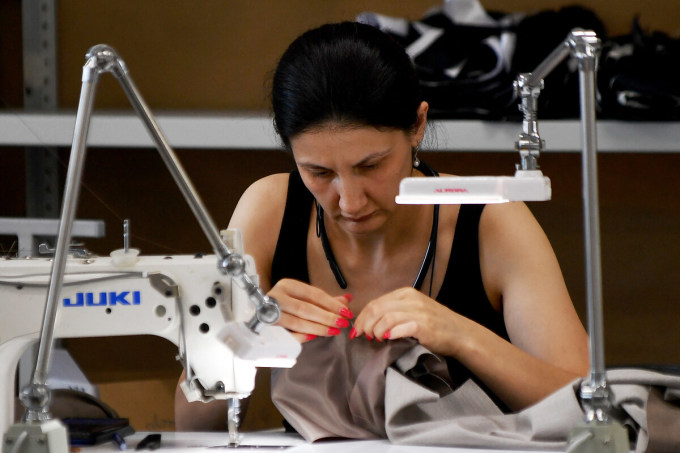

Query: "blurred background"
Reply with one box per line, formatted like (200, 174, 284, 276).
(1, 0, 679, 432)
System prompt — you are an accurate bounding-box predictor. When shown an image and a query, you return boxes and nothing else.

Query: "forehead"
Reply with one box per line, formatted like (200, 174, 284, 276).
(290, 124, 409, 159)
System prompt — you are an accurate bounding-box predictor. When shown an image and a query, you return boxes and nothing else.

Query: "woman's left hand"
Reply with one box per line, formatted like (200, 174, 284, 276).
(351, 287, 470, 357)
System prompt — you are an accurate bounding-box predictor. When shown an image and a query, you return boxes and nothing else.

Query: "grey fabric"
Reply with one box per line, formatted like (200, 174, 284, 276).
(272, 335, 421, 440)
(272, 335, 680, 452)
(646, 387, 680, 452)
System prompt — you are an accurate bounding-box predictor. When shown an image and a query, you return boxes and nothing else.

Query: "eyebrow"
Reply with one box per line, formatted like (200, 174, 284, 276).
(297, 149, 392, 171)
(355, 149, 391, 166)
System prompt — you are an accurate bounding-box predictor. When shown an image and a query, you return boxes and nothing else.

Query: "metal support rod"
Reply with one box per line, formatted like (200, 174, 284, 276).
(572, 32, 611, 422)
(23, 62, 99, 420)
(521, 29, 628, 451)
(97, 44, 280, 329)
(519, 28, 616, 421)
(525, 40, 571, 87)
(18, 44, 283, 423)
(109, 56, 231, 260)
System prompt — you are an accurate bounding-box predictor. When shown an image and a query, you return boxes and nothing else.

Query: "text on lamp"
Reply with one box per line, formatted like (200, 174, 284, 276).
(435, 188, 469, 193)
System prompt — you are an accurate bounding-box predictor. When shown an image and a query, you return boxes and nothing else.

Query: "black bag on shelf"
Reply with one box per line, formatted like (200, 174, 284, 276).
(358, 2, 521, 120)
(359, 3, 607, 120)
(510, 6, 607, 119)
(598, 19, 680, 121)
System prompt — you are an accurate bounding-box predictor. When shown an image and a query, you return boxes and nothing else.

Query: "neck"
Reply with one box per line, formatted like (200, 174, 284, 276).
(326, 203, 426, 251)
(318, 201, 436, 291)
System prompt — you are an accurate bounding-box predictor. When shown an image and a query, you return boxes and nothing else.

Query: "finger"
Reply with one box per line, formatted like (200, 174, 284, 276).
(273, 280, 354, 323)
(280, 297, 351, 329)
(272, 293, 349, 329)
(337, 293, 354, 319)
(277, 312, 346, 337)
(368, 310, 420, 342)
(385, 321, 419, 341)
(279, 279, 349, 312)
(351, 294, 403, 338)
(289, 332, 321, 343)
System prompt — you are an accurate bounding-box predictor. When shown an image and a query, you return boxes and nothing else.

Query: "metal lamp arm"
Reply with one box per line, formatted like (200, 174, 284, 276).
(89, 45, 281, 331)
(519, 29, 612, 423)
(514, 29, 597, 170)
(21, 44, 281, 423)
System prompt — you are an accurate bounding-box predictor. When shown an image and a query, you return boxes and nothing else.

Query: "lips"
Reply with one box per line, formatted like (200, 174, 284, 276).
(342, 212, 374, 223)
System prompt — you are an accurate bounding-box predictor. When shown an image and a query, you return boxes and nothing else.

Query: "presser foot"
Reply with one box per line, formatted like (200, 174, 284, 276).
(226, 397, 242, 448)
(3, 420, 68, 453)
(567, 421, 629, 453)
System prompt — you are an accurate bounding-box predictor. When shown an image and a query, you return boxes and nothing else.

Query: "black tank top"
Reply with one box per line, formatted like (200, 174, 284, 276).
(271, 171, 510, 411)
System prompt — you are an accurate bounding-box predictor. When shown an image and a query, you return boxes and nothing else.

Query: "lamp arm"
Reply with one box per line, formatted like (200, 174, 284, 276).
(514, 34, 572, 172)
(522, 28, 612, 423)
(571, 31, 611, 423)
(21, 55, 100, 422)
(96, 45, 280, 331)
(20, 44, 280, 423)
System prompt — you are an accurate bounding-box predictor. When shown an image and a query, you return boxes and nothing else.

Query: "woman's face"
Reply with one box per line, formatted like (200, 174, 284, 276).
(291, 124, 418, 235)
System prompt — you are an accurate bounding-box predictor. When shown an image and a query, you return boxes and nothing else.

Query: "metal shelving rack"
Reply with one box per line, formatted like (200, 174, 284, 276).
(1, 111, 679, 153)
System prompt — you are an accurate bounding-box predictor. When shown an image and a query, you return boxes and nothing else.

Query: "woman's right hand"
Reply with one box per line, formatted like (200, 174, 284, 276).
(268, 278, 353, 343)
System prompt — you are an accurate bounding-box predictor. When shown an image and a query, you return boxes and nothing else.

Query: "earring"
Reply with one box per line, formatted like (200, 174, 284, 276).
(413, 144, 421, 168)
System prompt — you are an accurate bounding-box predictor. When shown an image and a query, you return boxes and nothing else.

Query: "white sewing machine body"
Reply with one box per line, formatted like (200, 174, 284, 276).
(0, 249, 300, 435)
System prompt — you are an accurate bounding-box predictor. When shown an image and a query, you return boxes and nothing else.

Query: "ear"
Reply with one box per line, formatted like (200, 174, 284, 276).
(411, 101, 429, 147)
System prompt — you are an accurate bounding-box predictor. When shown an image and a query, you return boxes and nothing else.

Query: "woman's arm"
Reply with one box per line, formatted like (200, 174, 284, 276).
(352, 202, 589, 411)
(475, 201, 589, 407)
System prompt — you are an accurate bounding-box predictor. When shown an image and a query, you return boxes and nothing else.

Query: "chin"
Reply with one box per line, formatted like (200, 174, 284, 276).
(339, 214, 387, 235)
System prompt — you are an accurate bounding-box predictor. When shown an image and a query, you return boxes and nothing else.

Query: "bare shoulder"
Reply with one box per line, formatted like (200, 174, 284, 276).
(228, 173, 291, 290)
(479, 202, 545, 241)
(229, 173, 290, 229)
(478, 203, 588, 371)
(477, 202, 557, 304)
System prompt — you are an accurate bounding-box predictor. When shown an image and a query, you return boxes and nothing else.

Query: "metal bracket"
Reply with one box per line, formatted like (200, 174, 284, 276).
(22, 0, 60, 224)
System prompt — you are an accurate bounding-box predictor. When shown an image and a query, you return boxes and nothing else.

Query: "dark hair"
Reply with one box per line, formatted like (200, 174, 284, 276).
(272, 21, 422, 150)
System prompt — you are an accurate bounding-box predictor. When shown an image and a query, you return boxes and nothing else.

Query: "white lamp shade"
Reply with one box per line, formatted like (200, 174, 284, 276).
(396, 170, 552, 204)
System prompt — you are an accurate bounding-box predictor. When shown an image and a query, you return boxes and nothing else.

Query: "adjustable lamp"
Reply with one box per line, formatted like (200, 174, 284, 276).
(398, 29, 628, 453)
(2, 45, 284, 453)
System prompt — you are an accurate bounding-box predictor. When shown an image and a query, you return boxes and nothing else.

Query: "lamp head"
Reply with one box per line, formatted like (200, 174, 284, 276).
(396, 170, 551, 205)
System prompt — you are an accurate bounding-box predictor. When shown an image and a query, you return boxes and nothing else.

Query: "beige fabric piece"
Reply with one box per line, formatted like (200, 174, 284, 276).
(272, 335, 680, 452)
(271, 334, 421, 439)
(646, 387, 680, 453)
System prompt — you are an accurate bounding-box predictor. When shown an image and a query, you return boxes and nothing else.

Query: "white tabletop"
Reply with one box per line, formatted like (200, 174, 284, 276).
(83, 431, 560, 453)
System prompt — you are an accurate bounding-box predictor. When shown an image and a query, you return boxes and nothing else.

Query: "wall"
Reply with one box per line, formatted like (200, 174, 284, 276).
(1, 0, 679, 433)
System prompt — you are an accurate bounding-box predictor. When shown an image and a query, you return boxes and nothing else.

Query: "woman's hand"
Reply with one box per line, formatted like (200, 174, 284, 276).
(269, 278, 354, 343)
(350, 287, 470, 357)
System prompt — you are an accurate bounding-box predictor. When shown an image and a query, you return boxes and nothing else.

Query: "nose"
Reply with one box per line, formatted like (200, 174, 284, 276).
(336, 176, 367, 216)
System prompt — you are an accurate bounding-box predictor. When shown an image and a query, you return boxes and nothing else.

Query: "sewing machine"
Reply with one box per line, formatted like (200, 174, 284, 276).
(0, 231, 301, 446)
(2, 42, 304, 453)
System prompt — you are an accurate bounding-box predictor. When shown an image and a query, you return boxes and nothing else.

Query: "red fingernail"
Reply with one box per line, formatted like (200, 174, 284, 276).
(383, 330, 391, 340)
(349, 327, 357, 340)
(366, 334, 373, 341)
(305, 334, 317, 341)
(335, 318, 350, 328)
(339, 307, 354, 319)
(343, 293, 354, 303)
(327, 327, 341, 336)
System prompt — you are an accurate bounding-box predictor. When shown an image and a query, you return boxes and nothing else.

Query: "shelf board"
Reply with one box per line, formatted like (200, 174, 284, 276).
(1, 111, 678, 153)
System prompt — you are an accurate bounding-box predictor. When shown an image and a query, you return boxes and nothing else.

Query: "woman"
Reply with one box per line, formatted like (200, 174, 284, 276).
(175, 21, 588, 431)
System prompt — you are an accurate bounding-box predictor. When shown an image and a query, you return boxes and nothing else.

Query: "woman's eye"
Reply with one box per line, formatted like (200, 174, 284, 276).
(310, 169, 330, 178)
